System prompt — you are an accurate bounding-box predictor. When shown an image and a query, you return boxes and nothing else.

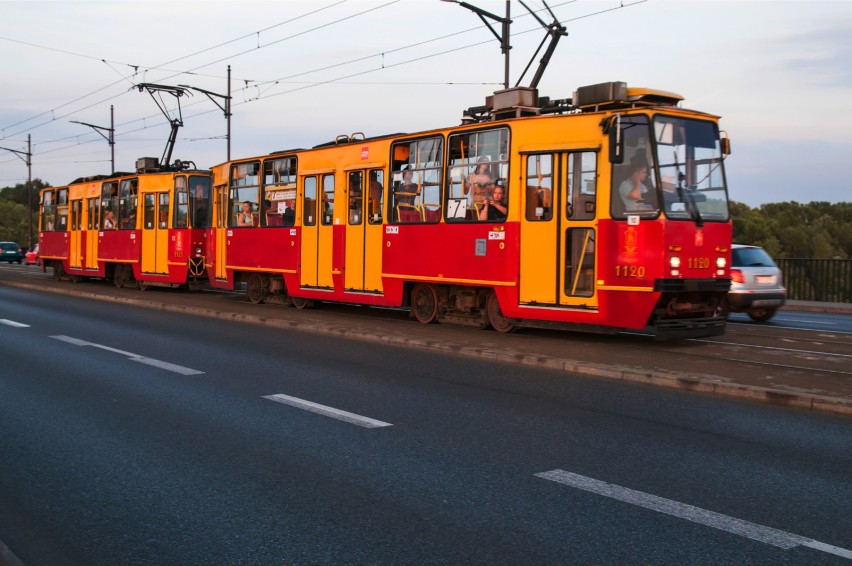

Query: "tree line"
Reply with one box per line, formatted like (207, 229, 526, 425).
(1, 180, 849, 258)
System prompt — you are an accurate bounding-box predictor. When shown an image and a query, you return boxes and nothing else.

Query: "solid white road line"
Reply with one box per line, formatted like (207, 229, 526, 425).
(0, 319, 30, 328)
(263, 393, 393, 428)
(536, 469, 852, 560)
(50, 335, 204, 375)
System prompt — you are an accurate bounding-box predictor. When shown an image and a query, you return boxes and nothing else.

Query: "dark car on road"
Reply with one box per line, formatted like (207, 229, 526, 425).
(726, 244, 787, 322)
(0, 241, 23, 264)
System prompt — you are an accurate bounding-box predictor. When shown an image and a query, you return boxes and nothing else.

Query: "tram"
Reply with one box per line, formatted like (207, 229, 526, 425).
(37, 158, 212, 289)
(203, 81, 732, 339)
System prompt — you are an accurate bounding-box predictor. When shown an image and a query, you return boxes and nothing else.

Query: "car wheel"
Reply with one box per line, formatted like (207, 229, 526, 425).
(747, 308, 776, 322)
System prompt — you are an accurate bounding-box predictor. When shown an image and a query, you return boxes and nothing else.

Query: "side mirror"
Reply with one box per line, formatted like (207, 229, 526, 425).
(720, 131, 731, 156)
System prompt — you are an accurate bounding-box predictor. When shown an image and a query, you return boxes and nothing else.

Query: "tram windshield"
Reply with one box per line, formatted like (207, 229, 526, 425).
(654, 116, 729, 222)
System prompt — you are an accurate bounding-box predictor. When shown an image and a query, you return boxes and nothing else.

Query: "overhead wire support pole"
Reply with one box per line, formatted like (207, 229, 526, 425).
(178, 66, 232, 161)
(70, 104, 115, 174)
(515, 0, 567, 89)
(0, 135, 33, 249)
(444, 0, 512, 89)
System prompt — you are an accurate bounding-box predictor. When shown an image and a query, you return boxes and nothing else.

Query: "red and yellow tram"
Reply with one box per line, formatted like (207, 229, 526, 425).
(204, 81, 732, 339)
(38, 159, 212, 289)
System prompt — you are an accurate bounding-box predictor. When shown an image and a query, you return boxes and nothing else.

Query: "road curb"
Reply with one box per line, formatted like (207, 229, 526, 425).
(4, 279, 851, 417)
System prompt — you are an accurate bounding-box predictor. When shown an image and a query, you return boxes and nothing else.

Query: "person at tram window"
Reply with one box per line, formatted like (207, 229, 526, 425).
(282, 199, 296, 226)
(394, 169, 419, 206)
(466, 157, 493, 208)
(103, 210, 116, 230)
(619, 156, 653, 211)
(478, 182, 507, 221)
(368, 170, 383, 220)
(237, 201, 254, 226)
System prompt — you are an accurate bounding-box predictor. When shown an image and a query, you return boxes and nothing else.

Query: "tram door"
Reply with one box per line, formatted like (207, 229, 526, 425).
(519, 151, 599, 308)
(141, 191, 170, 275)
(69, 199, 83, 269)
(343, 168, 384, 292)
(85, 197, 99, 269)
(300, 173, 335, 289)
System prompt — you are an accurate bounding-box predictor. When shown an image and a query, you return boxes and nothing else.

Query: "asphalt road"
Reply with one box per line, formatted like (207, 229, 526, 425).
(1, 286, 851, 565)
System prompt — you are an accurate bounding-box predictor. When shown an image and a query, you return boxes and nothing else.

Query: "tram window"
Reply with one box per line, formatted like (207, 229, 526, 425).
(565, 228, 595, 297)
(159, 193, 169, 229)
(446, 127, 509, 222)
(321, 174, 335, 225)
(118, 178, 138, 229)
(611, 115, 659, 219)
(303, 176, 317, 226)
(567, 151, 597, 221)
(101, 181, 118, 230)
(368, 169, 384, 224)
(229, 161, 260, 227)
(348, 171, 363, 225)
(56, 188, 68, 230)
(87, 198, 100, 230)
(262, 157, 296, 227)
(174, 176, 188, 228)
(390, 136, 443, 223)
(525, 154, 554, 222)
(41, 189, 56, 231)
(70, 200, 81, 231)
(189, 175, 211, 228)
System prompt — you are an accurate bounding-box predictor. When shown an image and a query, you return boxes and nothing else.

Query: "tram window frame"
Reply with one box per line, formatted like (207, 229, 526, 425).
(158, 192, 170, 229)
(446, 127, 510, 223)
(347, 171, 363, 225)
(525, 154, 554, 222)
(262, 157, 297, 228)
(87, 198, 100, 231)
(188, 175, 212, 228)
(389, 136, 444, 224)
(303, 176, 318, 227)
(229, 160, 261, 228)
(174, 176, 189, 229)
(610, 115, 660, 220)
(321, 174, 335, 225)
(567, 151, 598, 221)
(41, 189, 56, 231)
(118, 178, 138, 229)
(70, 199, 82, 231)
(101, 181, 119, 230)
(56, 188, 68, 230)
(564, 228, 596, 297)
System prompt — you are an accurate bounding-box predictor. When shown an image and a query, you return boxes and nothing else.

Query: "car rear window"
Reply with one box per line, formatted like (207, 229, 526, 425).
(732, 247, 776, 268)
(1, 243, 19, 251)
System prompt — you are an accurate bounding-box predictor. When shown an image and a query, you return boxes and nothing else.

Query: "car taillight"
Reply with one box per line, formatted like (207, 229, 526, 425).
(731, 269, 744, 283)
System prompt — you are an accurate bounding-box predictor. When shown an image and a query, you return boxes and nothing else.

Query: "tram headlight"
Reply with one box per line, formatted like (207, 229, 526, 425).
(669, 256, 681, 269)
(716, 257, 726, 269)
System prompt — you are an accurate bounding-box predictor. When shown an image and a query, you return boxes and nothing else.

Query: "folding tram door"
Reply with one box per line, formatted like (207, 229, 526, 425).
(140, 190, 170, 275)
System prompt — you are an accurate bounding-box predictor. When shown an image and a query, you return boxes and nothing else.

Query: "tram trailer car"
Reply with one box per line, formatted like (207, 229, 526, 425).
(38, 159, 213, 289)
(207, 81, 733, 340)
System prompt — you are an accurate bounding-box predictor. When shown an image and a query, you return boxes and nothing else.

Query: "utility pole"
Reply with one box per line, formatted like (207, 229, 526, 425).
(444, 0, 512, 89)
(180, 65, 232, 161)
(70, 105, 116, 173)
(0, 135, 33, 249)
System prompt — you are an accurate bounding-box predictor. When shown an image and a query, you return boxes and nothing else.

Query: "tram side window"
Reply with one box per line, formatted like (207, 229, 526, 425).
(368, 169, 384, 224)
(56, 188, 68, 230)
(348, 171, 363, 225)
(87, 198, 100, 231)
(262, 157, 297, 227)
(189, 175, 212, 228)
(70, 200, 82, 231)
(611, 115, 658, 218)
(174, 176, 188, 228)
(118, 178, 138, 229)
(525, 154, 554, 221)
(390, 136, 443, 223)
(41, 189, 56, 231)
(446, 127, 509, 222)
(303, 176, 317, 227)
(321, 174, 335, 225)
(101, 181, 118, 230)
(567, 151, 597, 221)
(229, 161, 260, 227)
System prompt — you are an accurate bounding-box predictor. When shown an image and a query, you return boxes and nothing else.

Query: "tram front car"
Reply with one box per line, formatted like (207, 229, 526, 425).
(589, 82, 732, 339)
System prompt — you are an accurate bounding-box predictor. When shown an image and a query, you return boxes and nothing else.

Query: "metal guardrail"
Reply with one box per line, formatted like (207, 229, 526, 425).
(776, 258, 852, 303)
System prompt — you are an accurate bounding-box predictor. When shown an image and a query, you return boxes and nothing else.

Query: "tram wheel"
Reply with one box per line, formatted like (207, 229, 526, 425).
(486, 291, 516, 333)
(247, 273, 267, 304)
(52, 261, 65, 281)
(137, 280, 150, 291)
(411, 283, 438, 324)
(291, 296, 314, 309)
(113, 265, 126, 288)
